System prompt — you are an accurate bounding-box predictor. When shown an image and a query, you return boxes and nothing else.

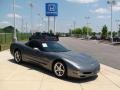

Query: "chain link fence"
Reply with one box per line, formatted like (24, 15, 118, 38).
(0, 33, 31, 51)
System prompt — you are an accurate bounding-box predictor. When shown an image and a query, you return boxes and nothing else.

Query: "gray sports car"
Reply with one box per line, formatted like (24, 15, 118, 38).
(10, 40, 100, 78)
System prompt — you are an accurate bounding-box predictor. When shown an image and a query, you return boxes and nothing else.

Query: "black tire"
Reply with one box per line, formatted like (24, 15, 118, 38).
(53, 61, 67, 78)
(14, 50, 22, 63)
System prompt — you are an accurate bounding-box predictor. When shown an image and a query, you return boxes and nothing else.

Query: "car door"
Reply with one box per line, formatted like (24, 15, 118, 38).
(33, 49, 50, 67)
(23, 40, 44, 64)
(24, 40, 53, 68)
(32, 42, 55, 68)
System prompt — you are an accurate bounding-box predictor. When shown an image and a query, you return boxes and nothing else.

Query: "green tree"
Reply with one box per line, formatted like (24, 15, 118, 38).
(82, 26, 87, 35)
(113, 31, 117, 37)
(0, 26, 19, 33)
(73, 28, 82, 34)
(101, 25, 108, 39)
(91, 32, 96, 36)
(50, 30, 53, 34)
(108, 31, 111, 37)
(82, 26, 92, 36)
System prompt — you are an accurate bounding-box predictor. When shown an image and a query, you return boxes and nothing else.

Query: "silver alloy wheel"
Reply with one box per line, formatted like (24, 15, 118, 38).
(54, 62, 65, 77)
(14, 51, 21, 63)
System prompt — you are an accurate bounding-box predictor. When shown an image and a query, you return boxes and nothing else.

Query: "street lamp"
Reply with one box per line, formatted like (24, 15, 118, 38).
(107, 0, 116, 43)
(13, 0, 17, 42)
(85, 16, 90, 38)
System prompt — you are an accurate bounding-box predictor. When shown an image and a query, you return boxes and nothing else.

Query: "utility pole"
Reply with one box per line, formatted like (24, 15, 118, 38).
(107, 0, 116, 43)
(13, 0, 17, 42)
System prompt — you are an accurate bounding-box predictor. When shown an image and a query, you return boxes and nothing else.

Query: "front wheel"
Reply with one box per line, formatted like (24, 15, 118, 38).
(53, 61, 67, 78)
(14, 50, 22, 63)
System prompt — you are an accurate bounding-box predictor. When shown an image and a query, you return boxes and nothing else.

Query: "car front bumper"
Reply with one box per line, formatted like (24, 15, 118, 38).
(67, 66, 100, 79)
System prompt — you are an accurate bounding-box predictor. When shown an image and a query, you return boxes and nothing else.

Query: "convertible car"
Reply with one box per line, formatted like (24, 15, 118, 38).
(10, 39, 100, 79)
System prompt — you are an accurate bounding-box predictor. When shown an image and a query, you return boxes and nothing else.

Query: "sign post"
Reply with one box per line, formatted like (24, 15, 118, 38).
(48, 16, 50, 33)
(54, 16, 56, 34)
(46, 3, 58, 34)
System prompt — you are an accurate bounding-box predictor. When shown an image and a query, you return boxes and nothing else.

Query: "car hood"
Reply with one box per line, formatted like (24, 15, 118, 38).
(52, 51, 99, 69)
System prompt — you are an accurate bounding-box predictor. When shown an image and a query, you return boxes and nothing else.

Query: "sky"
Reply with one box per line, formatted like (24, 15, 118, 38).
(0, 0, 120, 33)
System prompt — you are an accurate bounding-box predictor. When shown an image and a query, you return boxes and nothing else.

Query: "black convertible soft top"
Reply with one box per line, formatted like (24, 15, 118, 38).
(29, 32, 59, 41)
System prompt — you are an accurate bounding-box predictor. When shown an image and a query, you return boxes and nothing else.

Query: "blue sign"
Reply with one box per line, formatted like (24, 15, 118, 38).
(46, 3, 58, 16)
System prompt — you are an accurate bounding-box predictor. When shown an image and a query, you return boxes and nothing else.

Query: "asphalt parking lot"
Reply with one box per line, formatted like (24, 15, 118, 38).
(60, 37, 120, 70)
(0, 37, 120, 90)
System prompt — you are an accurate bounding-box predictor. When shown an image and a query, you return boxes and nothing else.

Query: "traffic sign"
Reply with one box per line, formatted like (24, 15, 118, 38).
(46, 3, 58, 16)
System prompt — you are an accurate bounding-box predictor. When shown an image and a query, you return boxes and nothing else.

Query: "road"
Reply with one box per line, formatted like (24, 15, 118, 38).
(60, 37, 120, 70)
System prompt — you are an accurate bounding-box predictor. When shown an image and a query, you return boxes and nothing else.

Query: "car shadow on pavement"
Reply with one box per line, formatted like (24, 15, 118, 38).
(8, 59, 98, 83)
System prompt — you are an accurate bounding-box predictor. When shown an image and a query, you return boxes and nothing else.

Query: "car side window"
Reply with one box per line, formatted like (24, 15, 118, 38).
(26, 41, 37, 48)
(26, 41, 43, 51)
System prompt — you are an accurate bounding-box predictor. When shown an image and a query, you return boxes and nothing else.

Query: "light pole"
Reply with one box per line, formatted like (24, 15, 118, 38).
(119, 24, 120, 37)
(25, 22, 28, 39)
(41, 17, 47, 32)
(21, 16, 24, 33)
(85, 16, 90, 38)
(68, 24, 73, 37)
(20, 16, 24, 40)
(107, 0, 116, 43)
(73, 21, 76, 30)
(116, 19, 120, 37)
(13, 0, 17, 42)
(30, 1, 33, 35)
(38, 13, 41, 32)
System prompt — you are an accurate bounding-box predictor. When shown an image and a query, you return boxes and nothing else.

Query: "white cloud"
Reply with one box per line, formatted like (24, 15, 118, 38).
(7, 13, 22, 19)
(0, 21, 10, 28)
(0, 21, 9, 24)
(14, 4, 22, 9)
(90, 8, 109, 14)
(66, 0, 98, 4)
(113, 2, 120, 12)
(97, 15, 110, 19)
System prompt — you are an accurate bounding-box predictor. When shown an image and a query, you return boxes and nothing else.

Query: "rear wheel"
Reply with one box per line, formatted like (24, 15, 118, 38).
(53, 61, 67, 78)
(14, 50, 22, 63)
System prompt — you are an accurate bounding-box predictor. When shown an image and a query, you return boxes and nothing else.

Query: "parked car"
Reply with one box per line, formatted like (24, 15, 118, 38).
(113, 36, 120, 42)
(10, 37, 100, 79)
(90, 36, 97, 40)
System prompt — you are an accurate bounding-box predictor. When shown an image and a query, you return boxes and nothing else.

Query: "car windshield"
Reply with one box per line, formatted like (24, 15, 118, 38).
(42, 42, 69, 52)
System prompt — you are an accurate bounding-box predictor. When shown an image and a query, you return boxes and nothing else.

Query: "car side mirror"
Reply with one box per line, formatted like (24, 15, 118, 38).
(33, 47, 40, 51)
